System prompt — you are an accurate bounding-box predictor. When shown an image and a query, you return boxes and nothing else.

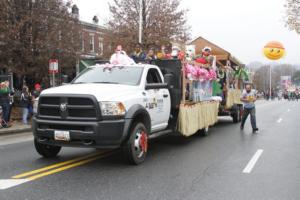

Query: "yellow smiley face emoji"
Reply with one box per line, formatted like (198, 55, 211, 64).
(263, 41, 285, 60)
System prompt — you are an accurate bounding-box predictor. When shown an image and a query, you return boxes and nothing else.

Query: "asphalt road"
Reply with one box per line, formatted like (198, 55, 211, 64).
(0, 100, 299, 200)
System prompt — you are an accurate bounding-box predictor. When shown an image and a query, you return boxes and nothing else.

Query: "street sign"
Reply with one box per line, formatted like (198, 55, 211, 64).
(49, 59, 58, 74)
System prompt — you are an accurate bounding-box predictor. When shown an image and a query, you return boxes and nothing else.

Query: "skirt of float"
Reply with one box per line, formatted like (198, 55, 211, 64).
(178, 101, 220, 137)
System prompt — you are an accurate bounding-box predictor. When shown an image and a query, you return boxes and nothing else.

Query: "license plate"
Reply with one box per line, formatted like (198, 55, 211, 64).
(54, 130, 70, 141)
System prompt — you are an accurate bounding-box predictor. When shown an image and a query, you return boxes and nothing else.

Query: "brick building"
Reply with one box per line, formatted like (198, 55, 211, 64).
(72, 5, 111, 73)
(80, 21, 106, 59)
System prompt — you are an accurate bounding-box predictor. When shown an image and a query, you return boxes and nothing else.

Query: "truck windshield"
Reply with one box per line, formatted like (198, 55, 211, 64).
(72, 66, 143, 86)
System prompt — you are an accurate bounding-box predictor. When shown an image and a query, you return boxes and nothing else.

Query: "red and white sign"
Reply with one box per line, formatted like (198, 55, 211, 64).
(49, 59, 58, 74)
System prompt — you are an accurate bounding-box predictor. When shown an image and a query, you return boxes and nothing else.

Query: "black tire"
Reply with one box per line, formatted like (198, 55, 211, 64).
(200, 127, 209, 137)
(34, 139, 61, 158)
(122, 123, 149, 165)
(232, 105, 241, 123)
(232, 114, 238, 123)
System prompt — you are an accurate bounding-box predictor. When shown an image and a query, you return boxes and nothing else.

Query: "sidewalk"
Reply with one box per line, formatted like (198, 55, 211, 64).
(0, 121, 32, 136)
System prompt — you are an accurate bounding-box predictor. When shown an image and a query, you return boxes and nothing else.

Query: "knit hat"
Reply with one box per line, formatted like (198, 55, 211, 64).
(35, 83, 41, 90)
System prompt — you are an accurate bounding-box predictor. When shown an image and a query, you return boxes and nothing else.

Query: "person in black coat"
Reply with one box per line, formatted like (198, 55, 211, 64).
(20, 86, 31, 125)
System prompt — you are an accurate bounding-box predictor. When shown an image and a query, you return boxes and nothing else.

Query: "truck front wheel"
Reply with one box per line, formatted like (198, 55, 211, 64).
(34, 139, 61, 158)
(123, 123, 148, 165)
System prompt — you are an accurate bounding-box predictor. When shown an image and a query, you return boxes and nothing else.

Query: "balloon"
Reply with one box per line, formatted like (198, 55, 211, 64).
(263, 41, 285, 60)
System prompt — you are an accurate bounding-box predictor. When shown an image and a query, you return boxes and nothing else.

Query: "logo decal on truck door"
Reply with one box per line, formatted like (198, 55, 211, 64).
(145, 98, 158, 109)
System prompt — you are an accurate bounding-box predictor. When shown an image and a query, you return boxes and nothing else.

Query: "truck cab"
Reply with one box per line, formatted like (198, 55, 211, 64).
(33, 63, 172, 164)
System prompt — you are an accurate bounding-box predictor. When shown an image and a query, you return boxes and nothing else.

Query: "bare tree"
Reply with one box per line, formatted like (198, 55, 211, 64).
(0, 0, 80, 82)
(285, 0, 300, 34)
(253, 64, 297, 92)
(107, 0, 190, 52)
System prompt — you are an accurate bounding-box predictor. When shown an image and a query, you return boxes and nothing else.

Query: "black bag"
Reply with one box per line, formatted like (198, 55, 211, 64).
(20, 93, 30, 108)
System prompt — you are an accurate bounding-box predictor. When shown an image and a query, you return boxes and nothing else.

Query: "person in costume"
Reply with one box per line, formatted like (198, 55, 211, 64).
(110, 45, 135, 65)
(195, 47, 214, 69)
(185, 45, 196, 62)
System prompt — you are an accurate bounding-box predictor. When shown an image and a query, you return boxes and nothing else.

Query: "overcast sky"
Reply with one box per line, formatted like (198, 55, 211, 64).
(73, 0, 300, 65)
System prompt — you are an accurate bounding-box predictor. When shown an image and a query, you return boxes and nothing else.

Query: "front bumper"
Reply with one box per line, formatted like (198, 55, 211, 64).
(32, 117, 130, 148)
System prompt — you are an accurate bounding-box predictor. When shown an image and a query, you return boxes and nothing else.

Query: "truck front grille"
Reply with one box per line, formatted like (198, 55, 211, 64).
(38, 95, 100, 121)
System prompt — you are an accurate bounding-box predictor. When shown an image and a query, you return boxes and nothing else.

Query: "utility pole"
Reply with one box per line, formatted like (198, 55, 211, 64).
(138, 0, 143, 44)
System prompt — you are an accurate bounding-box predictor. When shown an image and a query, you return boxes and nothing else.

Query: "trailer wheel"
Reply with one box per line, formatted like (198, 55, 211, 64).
(123, 123, 148, 165)
(232, 105, 242, 123)
(200, 127, 209, 137)
(34, 139, 61, 158)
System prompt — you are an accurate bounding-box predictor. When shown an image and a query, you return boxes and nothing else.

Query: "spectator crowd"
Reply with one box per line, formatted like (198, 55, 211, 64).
(0, 82, 42, 128)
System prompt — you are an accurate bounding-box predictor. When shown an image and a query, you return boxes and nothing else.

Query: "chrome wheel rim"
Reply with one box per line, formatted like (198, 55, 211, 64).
(134, 130, 148, 158)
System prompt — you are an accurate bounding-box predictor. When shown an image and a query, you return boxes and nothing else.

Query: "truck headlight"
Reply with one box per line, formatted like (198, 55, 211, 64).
(99, 102, 126, 116)
(33, 99, 39, 114)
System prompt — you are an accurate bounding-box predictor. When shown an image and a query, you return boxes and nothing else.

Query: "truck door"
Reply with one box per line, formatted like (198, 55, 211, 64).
(145, 68, 170, 132)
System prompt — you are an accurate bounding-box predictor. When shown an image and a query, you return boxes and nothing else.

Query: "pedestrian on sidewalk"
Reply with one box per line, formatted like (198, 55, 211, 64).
(240, 83, 259, 133)
(20, 86, 32, 125)
(7, 81, 15, 123)
(32, 83, 41, 99)
(0, 81, 12, 128)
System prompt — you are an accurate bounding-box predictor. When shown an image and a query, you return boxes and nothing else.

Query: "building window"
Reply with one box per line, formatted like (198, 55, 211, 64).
(99, 37, 103, 56)
(89, 34, 94, 52)
(81, 32, 84, 52)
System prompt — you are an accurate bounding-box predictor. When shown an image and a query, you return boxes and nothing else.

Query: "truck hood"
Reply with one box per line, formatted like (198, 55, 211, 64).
(41, 83, 141, 101)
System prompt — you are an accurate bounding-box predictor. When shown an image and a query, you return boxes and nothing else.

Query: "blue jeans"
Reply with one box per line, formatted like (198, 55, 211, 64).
(1, 103, 10, 123)
(241, 107, 257, 130)
(22, 107, 29, 125)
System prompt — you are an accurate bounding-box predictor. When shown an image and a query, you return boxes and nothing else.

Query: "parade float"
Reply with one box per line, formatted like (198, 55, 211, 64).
(188, 37, 248, 123)
(176, 46, 220, 136)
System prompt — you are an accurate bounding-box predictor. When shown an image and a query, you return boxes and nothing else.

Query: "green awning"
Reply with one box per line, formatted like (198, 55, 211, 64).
(79, 59, 96, 72)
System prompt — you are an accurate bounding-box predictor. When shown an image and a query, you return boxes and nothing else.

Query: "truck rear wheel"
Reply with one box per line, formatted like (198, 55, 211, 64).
(34, 139, 61, 158)
(123, 123, 148, 165)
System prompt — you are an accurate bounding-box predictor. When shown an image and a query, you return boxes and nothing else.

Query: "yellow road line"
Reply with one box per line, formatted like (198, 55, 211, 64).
(26, 151, 114, 181)
(12, 151, 106, 179)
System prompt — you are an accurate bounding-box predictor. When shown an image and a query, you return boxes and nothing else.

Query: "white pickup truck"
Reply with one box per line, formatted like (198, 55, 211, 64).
(33, 60, 192, 164)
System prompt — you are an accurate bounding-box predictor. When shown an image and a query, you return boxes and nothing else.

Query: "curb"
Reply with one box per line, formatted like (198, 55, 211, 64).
(0, 127, 32, 136)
